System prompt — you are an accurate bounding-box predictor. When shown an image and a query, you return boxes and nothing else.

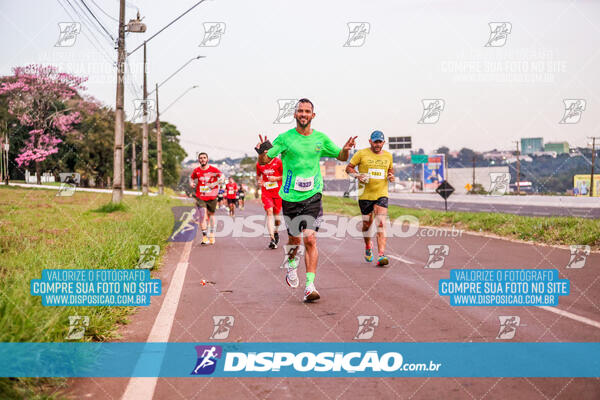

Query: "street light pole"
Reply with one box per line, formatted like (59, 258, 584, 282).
(161, 85, 199, 115)
(513, 140, 520, 195)
(141, 42, 149, 195)
(148, 56, 205, 96)
(155, 83, 163, 195)
(131, 131, 136, 189)
(154, 85, 198, 194)
(589, 136, 599, 197)
(112, 0, 126, 203)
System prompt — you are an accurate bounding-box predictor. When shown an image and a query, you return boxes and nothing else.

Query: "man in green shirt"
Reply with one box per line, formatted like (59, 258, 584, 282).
(256, 98, 356, 302)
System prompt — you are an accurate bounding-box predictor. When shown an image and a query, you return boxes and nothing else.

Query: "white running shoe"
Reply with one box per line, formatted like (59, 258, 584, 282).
(285, 258, 299, 288)
(303, 283, 320, 302)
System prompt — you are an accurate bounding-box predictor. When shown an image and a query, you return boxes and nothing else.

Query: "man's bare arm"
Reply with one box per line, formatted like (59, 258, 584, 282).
(346, 163, 368, 183)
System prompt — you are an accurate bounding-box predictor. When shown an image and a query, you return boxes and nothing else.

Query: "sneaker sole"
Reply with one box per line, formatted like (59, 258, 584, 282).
(286, 275, 299, 288)
(304, 290, 320, 302)
(377, 259, 389, 267)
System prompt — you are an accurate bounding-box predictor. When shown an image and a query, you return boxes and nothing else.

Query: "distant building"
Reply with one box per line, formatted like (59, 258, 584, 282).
(320, 160, 348, 179)
(482, 151, 512, 161)
(447, 166, 510, 194)
(521, 137, 543, 154)
(544, 141, 569, 154)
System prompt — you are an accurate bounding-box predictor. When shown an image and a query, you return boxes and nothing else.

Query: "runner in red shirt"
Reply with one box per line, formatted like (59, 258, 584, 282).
(225, 177, 238, 217)
(189, 152, 222, 245)
(256, 157, 283, 249)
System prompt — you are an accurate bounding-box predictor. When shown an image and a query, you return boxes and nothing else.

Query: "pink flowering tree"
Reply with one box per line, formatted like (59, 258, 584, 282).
(0, 65, 87, 184)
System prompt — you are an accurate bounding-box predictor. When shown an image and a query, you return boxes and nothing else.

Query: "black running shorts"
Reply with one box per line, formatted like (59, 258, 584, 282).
(358, 197, 388, 215)
(282, 193, 323, 236)
(196, 198, 217, 213)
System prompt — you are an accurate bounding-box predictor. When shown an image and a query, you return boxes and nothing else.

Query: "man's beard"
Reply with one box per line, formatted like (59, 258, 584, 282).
(296, 117, 310, 128)
(200, 161, 208, 167)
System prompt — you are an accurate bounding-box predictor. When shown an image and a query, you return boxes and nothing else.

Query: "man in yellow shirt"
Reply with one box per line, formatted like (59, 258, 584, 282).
(345, 131, 395, 266)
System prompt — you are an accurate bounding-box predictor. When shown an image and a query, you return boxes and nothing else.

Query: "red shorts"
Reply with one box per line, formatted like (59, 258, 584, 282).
(261, 192, 282, 213)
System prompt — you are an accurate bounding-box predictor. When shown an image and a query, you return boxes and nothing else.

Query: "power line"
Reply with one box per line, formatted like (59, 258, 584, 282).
(128, 0, 208, 56)
(89, 0, 118, 22)
(55, 0, 115, 65)
(63, 0, 114, 49)
(78, 0, 116, 41)
(125, 59, 142, 98)
(66, 0, 114, 46)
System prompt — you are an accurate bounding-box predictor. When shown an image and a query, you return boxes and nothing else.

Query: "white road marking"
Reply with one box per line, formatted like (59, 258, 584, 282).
(537, 306, 600, 330)
(388, 254, 417, 265)
(121, 240, 194, 400)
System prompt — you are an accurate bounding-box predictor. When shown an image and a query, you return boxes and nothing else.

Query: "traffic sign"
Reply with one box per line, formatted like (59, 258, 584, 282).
(389, 136, 411, 150)
(465, 183, 472, 192)
(436, 180, 455, 211)
(411, 154, 428, 164)
(436, 180, 454, 199)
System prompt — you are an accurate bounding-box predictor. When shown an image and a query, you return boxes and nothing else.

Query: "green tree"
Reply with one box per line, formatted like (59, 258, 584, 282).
(148, 121, 187, 188)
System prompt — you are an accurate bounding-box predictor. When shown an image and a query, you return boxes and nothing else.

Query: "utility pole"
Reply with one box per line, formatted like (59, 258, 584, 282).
(112, 0, 126, 203)
(155, 83, 164, 195)
(472, 155, 476, 187)
(589, 136, 599, 197)
(141, 42, 149, 195)
(513, 140, 520, 195)
(131, 132, 136, 189)
(1, 122, 8, 185)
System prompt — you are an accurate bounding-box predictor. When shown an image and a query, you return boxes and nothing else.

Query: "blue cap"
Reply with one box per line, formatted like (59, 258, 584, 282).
(370, 130, 385, 142)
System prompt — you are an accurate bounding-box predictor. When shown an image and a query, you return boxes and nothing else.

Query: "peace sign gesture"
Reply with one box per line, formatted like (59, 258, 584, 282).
(343, 136, 358, 152)
(255, 134, 269, 153)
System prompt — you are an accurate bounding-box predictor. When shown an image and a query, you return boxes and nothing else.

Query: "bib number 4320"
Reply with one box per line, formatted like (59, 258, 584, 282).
(294, 176, 315, 192)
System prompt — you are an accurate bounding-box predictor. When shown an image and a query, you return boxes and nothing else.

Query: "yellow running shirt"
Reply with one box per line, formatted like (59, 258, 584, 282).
(349, 148, 394, 200)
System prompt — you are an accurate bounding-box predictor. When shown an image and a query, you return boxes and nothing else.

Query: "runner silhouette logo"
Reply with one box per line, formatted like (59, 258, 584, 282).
(191, 345, 222, 375)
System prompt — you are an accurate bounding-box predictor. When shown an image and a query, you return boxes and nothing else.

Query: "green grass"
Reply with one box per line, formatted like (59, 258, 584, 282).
(322, 195, 600, 249)
(92, 202, 128, 213)
(0, 187, 183, 399)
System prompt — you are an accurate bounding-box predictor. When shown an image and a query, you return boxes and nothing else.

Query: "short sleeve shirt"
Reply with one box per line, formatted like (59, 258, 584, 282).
(225, 183, 238, 199)
(267, 128, 341, 202)
(349, 148, 393, 200)
(256, 157, 283, 196)
(191, 165, 221, 200)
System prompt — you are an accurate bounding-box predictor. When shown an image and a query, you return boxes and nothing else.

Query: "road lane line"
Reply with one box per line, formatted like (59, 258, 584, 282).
(537, 306, 600, 330)
(388, 254, 417, 265)
(121, 240, 194, 400)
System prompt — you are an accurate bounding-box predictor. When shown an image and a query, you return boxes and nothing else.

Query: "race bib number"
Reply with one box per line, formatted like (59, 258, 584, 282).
(228, 190, 234, 195)
(368, 168, 385, 180)
(294, 176, 314, 192)
(199, 185, 211, 193)
(264, 181, 278, 190)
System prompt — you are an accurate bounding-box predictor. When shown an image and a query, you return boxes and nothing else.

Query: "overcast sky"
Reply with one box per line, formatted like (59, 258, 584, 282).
(1, 0, 599, 160)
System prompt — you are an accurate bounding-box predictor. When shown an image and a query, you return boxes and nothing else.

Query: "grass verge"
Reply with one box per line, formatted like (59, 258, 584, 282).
(0, 187, 183, 399)
(322, 195, 600, 249)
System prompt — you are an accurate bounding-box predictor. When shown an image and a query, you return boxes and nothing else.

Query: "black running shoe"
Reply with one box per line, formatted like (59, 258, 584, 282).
(268, 239, 277, 249)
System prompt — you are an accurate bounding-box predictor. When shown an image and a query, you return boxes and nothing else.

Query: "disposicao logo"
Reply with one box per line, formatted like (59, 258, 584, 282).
(223, 351, 404, 373)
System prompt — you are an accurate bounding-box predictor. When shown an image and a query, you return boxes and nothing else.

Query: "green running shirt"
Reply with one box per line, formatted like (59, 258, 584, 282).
(267, 128, 341, 202)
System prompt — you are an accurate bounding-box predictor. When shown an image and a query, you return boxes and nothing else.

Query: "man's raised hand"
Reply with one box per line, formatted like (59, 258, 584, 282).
(255, 134, 268, 154)
(343, 136, 358, 151)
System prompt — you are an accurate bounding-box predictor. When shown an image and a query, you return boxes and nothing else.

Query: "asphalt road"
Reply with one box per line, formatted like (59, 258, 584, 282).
(68, 200, 600, 399)
(386, 197, 600, 219)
